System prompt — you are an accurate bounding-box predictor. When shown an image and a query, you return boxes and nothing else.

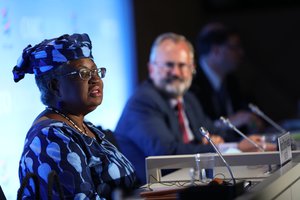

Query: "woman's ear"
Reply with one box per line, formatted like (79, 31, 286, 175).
(48, 79, 61, 98)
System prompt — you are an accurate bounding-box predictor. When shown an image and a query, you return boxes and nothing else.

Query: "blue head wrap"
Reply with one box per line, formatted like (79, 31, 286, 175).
(12, 33, 93, 82)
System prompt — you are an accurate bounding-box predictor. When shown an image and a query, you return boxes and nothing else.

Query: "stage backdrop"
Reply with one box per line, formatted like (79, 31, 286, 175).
(0, 0, 136, 198)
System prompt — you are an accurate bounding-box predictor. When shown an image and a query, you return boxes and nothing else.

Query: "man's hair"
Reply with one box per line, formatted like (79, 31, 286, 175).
(196, 27, 238, 56)
(149, 32, 194, 63)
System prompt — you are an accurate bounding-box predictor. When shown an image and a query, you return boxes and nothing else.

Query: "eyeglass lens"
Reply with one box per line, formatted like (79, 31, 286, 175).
(79, 68, 106, 80)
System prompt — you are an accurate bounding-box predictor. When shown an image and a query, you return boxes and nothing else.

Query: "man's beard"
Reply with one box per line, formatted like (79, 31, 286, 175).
(159, 76, 192, 98)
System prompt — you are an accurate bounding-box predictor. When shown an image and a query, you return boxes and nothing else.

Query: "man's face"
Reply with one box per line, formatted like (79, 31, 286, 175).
(149, 39, 195, 98)
(218, 35, 244, 73)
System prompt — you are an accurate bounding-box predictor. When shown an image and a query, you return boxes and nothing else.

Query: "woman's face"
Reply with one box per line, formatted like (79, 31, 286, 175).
(57, 58, 104, 115)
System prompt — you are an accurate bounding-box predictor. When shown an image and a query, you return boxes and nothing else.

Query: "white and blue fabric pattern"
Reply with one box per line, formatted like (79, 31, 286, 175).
(19, 120, 136, 199)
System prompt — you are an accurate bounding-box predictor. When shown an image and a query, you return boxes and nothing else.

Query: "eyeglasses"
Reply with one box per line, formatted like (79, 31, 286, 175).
(64, 67, 106, 81)
(153, 61, 192, 70)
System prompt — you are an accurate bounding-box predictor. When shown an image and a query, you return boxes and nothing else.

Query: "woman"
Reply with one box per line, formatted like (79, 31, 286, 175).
(13, 33, 136, 199)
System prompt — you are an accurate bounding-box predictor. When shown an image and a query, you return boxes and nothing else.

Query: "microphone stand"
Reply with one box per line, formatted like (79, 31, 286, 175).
(248, 103, 287, 134)
(220, 116, 265, 152)
(248, 103, 297, 161)
(220, 116, 273, 174)
(199, 127, 236, 185)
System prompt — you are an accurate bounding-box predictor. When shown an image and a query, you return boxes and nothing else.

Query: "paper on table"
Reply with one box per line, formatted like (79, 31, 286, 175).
(218, 142, 241, 154)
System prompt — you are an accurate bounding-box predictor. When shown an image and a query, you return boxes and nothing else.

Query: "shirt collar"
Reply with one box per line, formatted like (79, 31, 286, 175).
(169, 97, 184, 109)
(200, 58, 222, 91)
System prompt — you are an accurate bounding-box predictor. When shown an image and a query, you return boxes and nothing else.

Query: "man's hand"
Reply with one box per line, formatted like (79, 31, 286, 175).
(238, 135, 277, 152)
(202, 134, 224, 145)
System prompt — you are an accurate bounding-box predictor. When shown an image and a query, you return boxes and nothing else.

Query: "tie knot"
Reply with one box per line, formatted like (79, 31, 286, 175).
(176, 100, 184, 111)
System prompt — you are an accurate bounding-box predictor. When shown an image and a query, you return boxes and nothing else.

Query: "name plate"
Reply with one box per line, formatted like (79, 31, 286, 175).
(278, 132, 292, 165)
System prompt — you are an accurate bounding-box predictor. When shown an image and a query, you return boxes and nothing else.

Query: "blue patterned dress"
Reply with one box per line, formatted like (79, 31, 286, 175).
(19, 119, 137, 199)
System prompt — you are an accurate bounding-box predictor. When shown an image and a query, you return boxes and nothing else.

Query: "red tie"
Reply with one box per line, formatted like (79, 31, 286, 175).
(177, 101, 190, 143)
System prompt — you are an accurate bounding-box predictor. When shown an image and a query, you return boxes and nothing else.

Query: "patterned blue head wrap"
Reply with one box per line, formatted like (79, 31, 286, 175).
(12, 33, 93, 82)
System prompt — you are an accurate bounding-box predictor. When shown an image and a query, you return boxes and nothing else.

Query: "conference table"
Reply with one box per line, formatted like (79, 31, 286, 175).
(137, 150, 300, 200)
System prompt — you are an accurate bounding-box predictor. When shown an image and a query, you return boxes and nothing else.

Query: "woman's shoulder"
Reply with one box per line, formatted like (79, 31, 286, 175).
(29, 119, 66, 133)
(24, 119, 72, 145)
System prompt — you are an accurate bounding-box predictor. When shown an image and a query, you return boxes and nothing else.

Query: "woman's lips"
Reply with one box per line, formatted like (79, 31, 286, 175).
(90, 86, 102, 97)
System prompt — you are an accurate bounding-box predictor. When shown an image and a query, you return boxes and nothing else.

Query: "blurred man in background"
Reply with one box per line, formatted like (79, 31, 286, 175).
(190, 22, 264, 141)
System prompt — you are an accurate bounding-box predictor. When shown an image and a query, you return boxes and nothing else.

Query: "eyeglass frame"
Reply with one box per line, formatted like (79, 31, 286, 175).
(63, 67, 107, 81)
(152, 61, 194, 71)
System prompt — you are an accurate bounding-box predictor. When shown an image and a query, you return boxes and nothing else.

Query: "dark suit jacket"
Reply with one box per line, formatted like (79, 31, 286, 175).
(190, 67, 247, 121)
(114, 80, 216, 185)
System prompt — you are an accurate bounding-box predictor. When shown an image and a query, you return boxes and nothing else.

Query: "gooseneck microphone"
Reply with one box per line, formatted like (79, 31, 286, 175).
(220, 116, 265, 152)
(220, 116, 273, 173)
(199, 127, 236, 185)
(248, 103, 287, 134)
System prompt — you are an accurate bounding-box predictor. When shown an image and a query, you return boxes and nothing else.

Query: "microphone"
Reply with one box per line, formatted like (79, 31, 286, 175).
(248, 103, 297, 151)
(199, 127, 236, 185)
(220, 116, 274, 174)
(220, 116, 265, 152)
(248, 103, 287, 134)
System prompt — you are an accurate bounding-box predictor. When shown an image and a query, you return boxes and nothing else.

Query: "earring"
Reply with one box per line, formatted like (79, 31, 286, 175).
(192, 69, 197, 75)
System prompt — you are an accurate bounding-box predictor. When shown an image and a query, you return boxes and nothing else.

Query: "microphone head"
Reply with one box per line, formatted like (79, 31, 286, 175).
(199, 127, 209, 138)
(199, 127, 207, 135)
(219, 116, 234, 129)
(248, 103, 262, 115)
(220, 116, 227, 124)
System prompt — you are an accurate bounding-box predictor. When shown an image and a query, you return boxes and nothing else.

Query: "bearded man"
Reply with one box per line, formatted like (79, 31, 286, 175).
(114, 33, 271, 185)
